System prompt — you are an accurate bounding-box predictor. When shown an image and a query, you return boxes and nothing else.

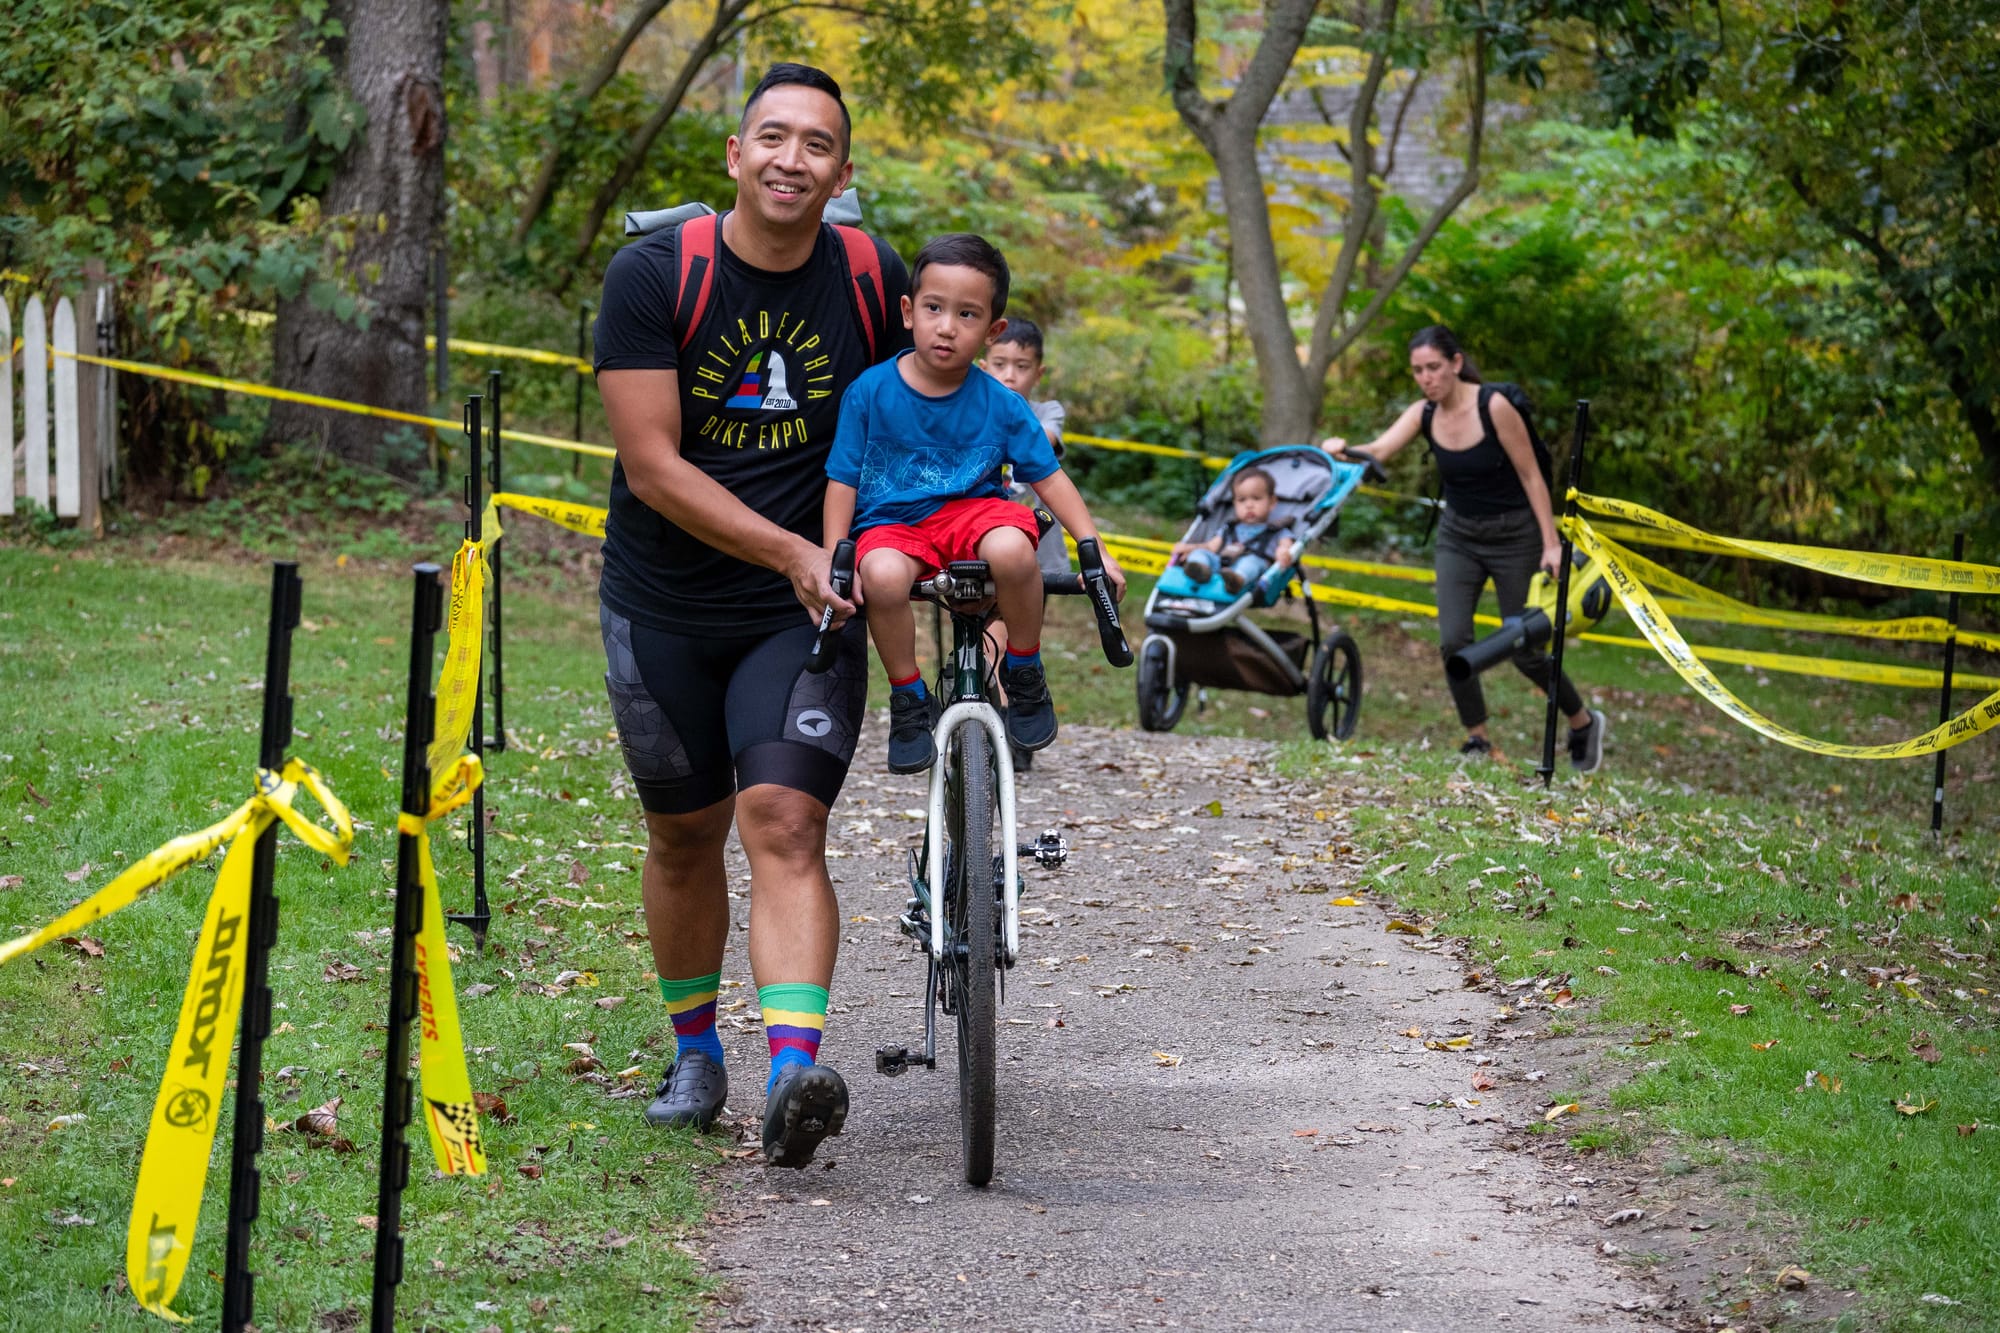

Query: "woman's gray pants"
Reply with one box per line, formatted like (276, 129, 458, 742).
(1434, 507, 1584, 730)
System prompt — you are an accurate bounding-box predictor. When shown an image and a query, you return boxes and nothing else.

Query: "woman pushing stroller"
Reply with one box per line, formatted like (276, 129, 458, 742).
(1321, 325, 1606, 772)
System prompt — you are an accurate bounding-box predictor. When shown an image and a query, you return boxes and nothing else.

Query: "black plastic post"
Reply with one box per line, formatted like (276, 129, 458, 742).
(448, 397, 491, 950)
(370, 564, 443, 1333)
(1537, 401, 1590, 788)
(486, 370, 508, 753)
(1932, 532, 1965, 833)
(571, 302, 590, 478)
(220, 562, 302, 1333)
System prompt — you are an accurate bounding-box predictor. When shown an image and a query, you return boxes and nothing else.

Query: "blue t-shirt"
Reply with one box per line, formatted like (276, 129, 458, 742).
(827, 354, 1062, 532)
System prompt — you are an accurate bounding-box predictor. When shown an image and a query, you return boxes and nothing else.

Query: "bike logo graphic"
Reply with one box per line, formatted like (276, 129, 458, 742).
(794, 709, 832, 738)
(163, 1085, 211, 1130)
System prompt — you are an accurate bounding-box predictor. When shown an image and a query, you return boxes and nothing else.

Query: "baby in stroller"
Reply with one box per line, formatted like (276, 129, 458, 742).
(1170, 466, 1298, 595)
(1136, 446, 1374, 741)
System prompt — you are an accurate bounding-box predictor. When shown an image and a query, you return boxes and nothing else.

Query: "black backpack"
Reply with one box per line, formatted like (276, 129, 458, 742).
(1419, 382, 1554, 540)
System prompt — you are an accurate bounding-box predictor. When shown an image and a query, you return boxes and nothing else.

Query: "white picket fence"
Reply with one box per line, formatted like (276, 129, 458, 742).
(4, 283, 119, 531)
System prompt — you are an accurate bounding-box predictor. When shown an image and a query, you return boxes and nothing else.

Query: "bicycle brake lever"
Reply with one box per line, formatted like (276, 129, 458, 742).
(1075, 538, 1133, 668)
(805, 538, 856, 675)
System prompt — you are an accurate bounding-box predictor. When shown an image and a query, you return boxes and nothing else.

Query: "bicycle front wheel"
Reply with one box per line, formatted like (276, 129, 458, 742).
(947, 723, 998, 1187)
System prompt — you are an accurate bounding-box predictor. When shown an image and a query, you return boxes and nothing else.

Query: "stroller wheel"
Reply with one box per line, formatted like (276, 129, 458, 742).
(1136, 636, 1190, 733)
(1307, 630, 1363, 741)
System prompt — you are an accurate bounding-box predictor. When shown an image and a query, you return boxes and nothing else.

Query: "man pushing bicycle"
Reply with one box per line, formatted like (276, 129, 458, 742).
(593, 63, 910, 1167)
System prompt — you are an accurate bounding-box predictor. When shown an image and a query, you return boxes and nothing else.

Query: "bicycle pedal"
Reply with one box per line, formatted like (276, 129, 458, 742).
(875, 1046, 912, 1077)
(1020, 828, 1068, 868)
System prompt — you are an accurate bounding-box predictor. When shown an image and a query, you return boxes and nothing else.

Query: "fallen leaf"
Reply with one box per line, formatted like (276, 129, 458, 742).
(63, 864, 92, 883)
(323, 960, 365, 984)
(24, 781, 51, 808)
(1957, 1122, 1979, 1137)
(47, 1113, 87, 1130)
(1603, 1208, 1644, 1225)
(464, 983, 497, 998)
(295, 1097, 342, 1138)
(1471, 1072, 1498, 1092)
(1330, 897, 1360, 907)
(0, 875, 22, 890)
(1776, 1265, 1810, 1290)
(1202, 800, 1223, 817)
(569, 860, 588, 885)
(1729, 1004, 1753, 1017)
(356, 1215, 378, 1232)
(1549, 987, 1575, 1007)
(552, 969, 598, 988)
(1911, 1042, 1941, 1064)
(518, 1163, 544, 1180)
(1896, 1097, 1938, 1116)
(1398, 1027, 1424, 1039)
(59, 936, 105, 958)
(1292, 1128, 1318, 1138)
(1152, 1051, 1182, 1068)
(1544, 1103, 1581, 1122)
(594, 996, 627, 1011)
(1751, 1040, 1780, 1052)
(1385, 919, 1427, 936)
(1425, 1035, 1473, 1051)
(472, 1091, 514, 1124)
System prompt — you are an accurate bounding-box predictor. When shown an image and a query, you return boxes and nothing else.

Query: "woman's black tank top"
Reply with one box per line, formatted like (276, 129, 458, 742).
(1423, 386, 1531, 518)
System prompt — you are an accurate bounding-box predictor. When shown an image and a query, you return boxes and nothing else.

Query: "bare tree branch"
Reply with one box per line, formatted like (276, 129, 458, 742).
(512, 0, 677, 247)
(1307, 30, 1484, 380)
(1380, 67, 1423, 180)
(1162, 0, 1220, 144)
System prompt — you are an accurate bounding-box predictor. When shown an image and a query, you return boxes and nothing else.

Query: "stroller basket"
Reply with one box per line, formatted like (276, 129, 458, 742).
(1155, 625, 1309, 696)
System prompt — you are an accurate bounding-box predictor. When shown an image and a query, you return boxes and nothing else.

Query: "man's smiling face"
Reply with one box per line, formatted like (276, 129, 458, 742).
(726, 84, 853, 235)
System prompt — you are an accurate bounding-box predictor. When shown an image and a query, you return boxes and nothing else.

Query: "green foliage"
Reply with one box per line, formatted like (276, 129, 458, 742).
(1325, 120, 1992, 564)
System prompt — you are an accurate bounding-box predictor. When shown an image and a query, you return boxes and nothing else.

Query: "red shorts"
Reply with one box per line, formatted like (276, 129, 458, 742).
(854, 496, 1041, 573)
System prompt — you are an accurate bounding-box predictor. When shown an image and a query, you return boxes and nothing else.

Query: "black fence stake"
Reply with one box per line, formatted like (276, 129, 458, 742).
(486, 369, 508, 753)
(1538, 401, 1590, 788)
(572, 302, 591, 478)
(447, 397, 491, 951)
(370, 564, 443, 1333)
(1932, 532, 1966, 834)
(220, 561, 302, 1332)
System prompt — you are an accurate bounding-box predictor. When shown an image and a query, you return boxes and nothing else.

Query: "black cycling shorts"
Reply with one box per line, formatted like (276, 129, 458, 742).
(600, 605, 869, 815)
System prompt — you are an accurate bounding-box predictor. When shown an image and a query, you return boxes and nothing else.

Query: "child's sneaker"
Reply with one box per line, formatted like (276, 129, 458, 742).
(1568, 709, 1607, 774)
(1002, 662, 1058, 751)
(1221, 568, 1248, 594)
(887, 690, 939, 773)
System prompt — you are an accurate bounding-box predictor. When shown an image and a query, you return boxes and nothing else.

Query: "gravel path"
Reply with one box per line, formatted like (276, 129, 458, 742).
(693, 724, 1659, 1332)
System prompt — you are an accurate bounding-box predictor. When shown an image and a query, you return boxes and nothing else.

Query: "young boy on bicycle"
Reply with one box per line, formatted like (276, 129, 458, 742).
(823, 233, 1124, 774)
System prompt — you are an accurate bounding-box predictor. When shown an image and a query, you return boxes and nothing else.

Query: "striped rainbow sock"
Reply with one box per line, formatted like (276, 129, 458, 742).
(759, 982, 828, 1091)
(660, 971, 725, 1066)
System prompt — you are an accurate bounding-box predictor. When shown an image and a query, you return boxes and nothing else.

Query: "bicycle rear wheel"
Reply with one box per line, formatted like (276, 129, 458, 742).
(947, 724, 997, 1186)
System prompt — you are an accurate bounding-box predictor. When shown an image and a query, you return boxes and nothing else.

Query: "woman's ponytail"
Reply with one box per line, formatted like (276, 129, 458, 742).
(1410, 325, 1480, 383)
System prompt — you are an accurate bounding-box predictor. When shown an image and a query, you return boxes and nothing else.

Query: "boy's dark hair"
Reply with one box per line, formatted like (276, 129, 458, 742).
(741, 63, 851, 157)
(911, 233, 1011, 319)
(992, 317, 1043, 360)
(1232, 466, 1275, 497)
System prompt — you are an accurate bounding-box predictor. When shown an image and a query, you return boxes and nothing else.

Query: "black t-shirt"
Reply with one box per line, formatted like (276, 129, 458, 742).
(593, 218, 911, 634)
(1424, 386, 1532, 518)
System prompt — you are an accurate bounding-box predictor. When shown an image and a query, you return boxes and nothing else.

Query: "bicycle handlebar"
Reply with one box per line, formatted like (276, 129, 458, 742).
(1073, 537, 1133, 668)
(804, 538, 856, 675)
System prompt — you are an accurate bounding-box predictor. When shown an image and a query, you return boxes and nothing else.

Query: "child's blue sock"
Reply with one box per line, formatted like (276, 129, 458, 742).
(890, 671, 927, 700)
(1005, 642, 1042, 673)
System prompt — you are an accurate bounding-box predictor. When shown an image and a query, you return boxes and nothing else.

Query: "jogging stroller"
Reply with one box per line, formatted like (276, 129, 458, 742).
(1135, 447, 1370, 740)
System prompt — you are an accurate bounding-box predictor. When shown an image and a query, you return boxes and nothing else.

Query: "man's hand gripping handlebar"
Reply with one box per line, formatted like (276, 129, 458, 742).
(805, 538, 857, 675)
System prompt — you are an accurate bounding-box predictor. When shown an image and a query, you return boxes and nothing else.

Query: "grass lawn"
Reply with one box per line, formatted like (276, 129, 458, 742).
(2, 480, 1996, 1328)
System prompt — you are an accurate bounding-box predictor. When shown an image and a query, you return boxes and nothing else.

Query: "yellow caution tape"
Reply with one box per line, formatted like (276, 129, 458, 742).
(428, 539, 490, 780)
(1574, 492, 2000, 594)
(1570, 516, 2000, 757)
(393, 753, 489, 1177)
(1099, 529, 1438, 584)
(0, 760, 351, 1323)
(492, 492, 609, 539)
(230, 310, 591, 374)
(49, 348, 616, 460)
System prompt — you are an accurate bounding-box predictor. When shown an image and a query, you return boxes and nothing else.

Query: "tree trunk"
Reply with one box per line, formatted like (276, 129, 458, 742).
(265, 0, 447, 473)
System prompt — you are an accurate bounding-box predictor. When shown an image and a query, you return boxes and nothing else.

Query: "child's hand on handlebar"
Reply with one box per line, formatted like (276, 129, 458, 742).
(1100, 547, 1128, 602)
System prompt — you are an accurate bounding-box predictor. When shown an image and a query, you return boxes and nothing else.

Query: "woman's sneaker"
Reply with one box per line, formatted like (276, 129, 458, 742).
(887, 691, 938, 773)
(1001, 662, 1058, 751)
(761, 1063, 848, 1168)
(643, 1050, 727, 1130)
(1568, 709, 1608, 774)
(1459, 734, 1494, 759)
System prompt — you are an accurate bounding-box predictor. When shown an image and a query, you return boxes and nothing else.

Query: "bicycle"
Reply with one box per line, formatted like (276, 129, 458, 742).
(808, 532, 1131, 1186)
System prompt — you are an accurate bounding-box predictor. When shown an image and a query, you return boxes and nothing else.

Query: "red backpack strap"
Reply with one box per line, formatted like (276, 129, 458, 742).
(832, 223, 886, 361)
(672, 212, 722, 350)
